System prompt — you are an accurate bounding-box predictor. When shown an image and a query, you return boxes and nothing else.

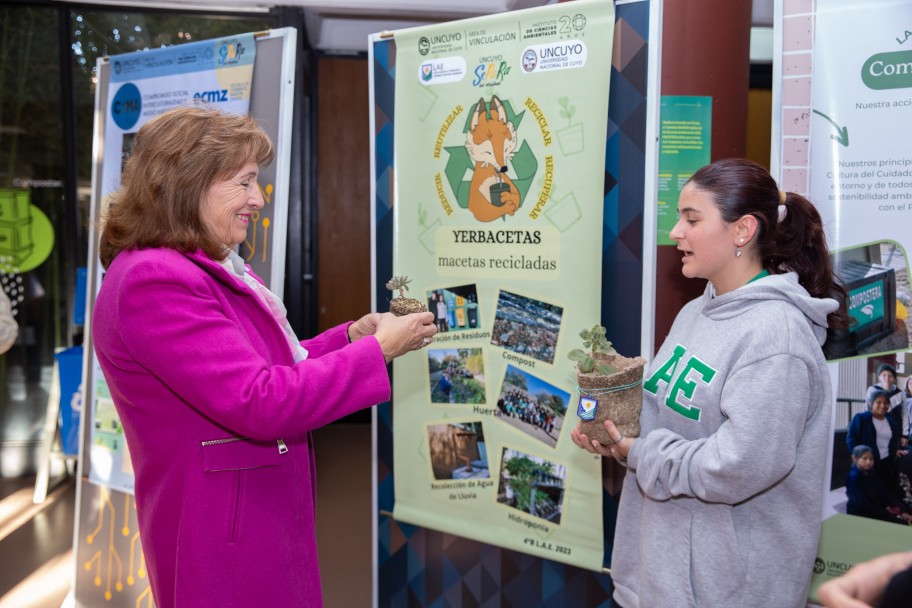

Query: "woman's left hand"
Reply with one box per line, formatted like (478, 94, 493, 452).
(570, 419, 634, 463)
(348, 312, 383, 342)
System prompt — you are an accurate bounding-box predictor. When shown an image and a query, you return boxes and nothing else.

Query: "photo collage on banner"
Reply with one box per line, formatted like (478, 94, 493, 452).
(389, 0, 615, 571)
(88, 34, 256, 492)
(800, 0, 912, 589)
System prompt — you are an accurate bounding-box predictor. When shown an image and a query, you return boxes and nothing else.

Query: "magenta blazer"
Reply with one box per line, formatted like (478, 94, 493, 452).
(92, 247, 390, 607)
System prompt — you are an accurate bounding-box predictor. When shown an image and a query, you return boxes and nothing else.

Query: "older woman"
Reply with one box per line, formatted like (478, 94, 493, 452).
(573, 159, 848, 607)
(92, 106, 435, 608)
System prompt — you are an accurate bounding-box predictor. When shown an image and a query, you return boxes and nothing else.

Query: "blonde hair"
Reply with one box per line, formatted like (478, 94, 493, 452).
(99, 105, 274, 268)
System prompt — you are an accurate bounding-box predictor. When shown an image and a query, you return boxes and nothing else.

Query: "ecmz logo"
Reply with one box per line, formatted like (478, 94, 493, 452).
(193, 89, 229, 103)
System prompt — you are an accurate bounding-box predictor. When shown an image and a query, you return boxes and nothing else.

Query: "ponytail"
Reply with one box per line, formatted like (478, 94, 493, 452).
(769, 192, 849, 334)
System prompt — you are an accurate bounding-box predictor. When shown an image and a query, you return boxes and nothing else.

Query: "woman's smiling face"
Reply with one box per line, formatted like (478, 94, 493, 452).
(201, 161, 263, 247)
(669, 183, 740, 291)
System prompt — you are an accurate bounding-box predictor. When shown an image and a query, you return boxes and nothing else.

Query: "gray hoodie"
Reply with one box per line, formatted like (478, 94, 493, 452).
(611, 272, 836, 608)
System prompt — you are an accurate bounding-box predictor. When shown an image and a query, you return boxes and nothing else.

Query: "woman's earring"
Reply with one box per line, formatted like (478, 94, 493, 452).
(735, 247, 742, 258)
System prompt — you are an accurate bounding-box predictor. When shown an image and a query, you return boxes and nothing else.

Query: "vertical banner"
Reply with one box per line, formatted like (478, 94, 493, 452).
(88, 34, 256, 492)
(803, 0, 912, 591)
(389, 0, 614, 571)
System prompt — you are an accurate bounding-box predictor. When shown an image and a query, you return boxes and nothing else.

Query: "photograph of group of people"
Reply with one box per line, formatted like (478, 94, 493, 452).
(496, 364, 569, 448)
(824, 242, 912, 527)
(830, 358, 912, 526)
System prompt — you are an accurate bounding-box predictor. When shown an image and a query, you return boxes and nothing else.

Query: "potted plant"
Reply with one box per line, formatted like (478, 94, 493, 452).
(386, 275, 427, 317)
(569, 325, 646, 444)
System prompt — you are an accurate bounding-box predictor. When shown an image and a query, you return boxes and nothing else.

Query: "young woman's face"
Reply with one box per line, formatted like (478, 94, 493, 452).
(668, 184, 741, 293)
(854, 451, 875, 471)
(201, 161, 263, 247)
(871, 396, 890, 419)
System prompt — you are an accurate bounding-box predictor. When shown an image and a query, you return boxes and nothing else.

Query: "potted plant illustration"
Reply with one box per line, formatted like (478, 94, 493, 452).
(555, 96, 584, 156)
(386, 275, 428, 317)
(568, 325, 646, 444)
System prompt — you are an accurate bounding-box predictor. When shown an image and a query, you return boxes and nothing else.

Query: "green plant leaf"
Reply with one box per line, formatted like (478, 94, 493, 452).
(567, 349, 588, 362)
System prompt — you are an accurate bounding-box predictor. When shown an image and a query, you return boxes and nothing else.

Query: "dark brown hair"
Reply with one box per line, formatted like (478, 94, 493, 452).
(98, 105, 274, 268)
(687, 158, 849, 333)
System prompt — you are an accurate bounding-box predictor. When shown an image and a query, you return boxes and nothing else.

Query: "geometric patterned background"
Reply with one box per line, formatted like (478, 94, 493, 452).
(373, 2, 652, 604)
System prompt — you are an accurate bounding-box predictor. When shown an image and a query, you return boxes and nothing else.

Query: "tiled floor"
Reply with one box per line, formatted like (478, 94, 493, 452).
(0, 423, 373, 608)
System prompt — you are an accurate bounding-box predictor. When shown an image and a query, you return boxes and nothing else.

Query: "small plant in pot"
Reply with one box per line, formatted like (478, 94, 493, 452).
(569, 325, 646, 445)
(386, 275, 428, 317)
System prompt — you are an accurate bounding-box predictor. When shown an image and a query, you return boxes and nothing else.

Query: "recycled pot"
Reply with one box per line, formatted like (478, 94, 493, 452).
(389, 298, 427, 317)
(576, 353, 647, 444)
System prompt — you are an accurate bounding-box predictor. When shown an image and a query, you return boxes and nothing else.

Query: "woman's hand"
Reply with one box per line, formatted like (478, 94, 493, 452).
(348, 312, 383, 342)
(818, 551, 912, 608)
(570, 419, 634, 464)
(372, 311, 436, 363)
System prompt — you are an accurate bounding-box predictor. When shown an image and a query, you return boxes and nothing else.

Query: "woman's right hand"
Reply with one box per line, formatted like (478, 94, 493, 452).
(818, 551, 912, 608)
(570, 419, 634, 463)
(373, 311, 436, 363)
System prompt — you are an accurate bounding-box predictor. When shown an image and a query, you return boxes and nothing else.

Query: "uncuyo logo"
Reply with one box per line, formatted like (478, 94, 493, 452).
(418, 36, 430, 56)
(813, 558, 826, 574)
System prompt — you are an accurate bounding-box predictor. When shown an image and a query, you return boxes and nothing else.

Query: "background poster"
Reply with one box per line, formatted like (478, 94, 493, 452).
(656, 95, 711, 245)
(806, 0, 912, 589)
(88, 34, 255, 492)
(389, 0, 614, 571)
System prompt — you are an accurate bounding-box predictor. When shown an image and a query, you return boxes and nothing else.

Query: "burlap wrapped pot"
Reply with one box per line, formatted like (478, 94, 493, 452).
(576, 353, 646, 445)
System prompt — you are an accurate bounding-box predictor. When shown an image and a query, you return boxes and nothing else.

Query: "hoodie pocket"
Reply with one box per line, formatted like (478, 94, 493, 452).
(201, 437, 287, 543)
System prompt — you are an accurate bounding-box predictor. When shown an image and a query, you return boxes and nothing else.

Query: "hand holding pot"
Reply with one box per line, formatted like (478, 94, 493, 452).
(373, 311, 436, 362)
(571, 419, 634, 463)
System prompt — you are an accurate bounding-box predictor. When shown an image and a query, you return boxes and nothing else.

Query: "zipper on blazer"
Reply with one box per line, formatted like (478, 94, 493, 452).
(201, 436, 248, 447)
(201, 436, 289, 455)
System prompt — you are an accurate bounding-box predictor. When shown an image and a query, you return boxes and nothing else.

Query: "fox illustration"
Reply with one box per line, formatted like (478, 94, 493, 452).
(465, 96, 521, 222)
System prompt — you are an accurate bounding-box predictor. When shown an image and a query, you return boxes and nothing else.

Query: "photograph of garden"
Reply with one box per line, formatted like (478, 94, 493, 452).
(427, 347, 486, 404)
(496, 447, 567, 524)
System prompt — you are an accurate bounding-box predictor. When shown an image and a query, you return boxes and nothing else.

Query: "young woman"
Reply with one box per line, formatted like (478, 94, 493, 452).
(572, 158, 848, 608)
